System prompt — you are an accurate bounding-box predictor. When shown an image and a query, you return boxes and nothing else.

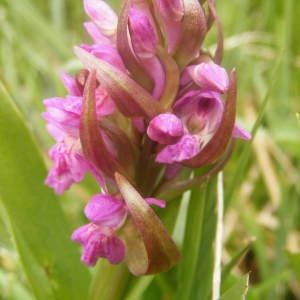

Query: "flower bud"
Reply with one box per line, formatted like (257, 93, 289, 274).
(147, 113, 184, 145)
(188, 62, 229, 93)
(128, 8, 158, 58)
(84, 0, 118, 37)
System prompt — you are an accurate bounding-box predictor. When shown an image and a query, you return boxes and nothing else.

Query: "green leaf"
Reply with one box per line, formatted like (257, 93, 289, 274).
(220, 274, 249, 300)
(175, 177, 217, 300)
(287, 251, 300, 281)
(0, 82, 90, 299)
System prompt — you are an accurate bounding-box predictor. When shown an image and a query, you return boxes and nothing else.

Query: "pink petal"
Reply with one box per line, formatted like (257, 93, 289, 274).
(147, 113, 184, 144)
(104, 235, 125, 264)
(80, 44, 126, 72)
(233, 124, 251, 140)
(128, 8, 158, 58)
(83, 0, 118, 37)
(145, 198, 166, 208)
(156, 134, 200, 164)
(83, 22, 113, 45)
(45, 138, 88, 194)
(84, 194, 127, 227)
(188, 62, 229, 93)
(72, 223, 125, 266)
(60, 72, 82, 96)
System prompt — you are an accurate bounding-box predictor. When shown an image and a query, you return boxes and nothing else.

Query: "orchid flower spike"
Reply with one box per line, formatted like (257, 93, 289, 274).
(42, 0, 251, 274)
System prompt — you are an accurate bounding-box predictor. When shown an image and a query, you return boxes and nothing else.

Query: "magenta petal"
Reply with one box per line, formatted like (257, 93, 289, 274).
(83, 0, 118, 37)
(147, 113, 184, 144)
(95, 86, 115, 116)
(83, 22, 113, 45)
(42, 96, 82, 137)
(154, 0, 184, 52)
(156, 134, 200, 164)
(71, 223, 93, 244)
(84, 194, 127, 227)
(145, 198, 166, 208)
(45, 138, 88, 194)
(104, 235, 125, 264)
(188, 62, 229, 93)
(128, 8, 158, 58)
(60, 72, 82, 96)
(72, 223, 125, 266)
(233, 124, 251, 140)
(80, 44, 126, 72)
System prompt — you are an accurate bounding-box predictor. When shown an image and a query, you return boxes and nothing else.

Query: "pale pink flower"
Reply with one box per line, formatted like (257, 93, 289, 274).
(72, 223, 125, 266)
(45, 138, 88, 194)
(188, 62, 230, 93)
(83, 0, 118, 38)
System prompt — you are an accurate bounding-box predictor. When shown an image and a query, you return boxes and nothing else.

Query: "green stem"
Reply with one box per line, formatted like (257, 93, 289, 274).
(89, 261, 131, 300)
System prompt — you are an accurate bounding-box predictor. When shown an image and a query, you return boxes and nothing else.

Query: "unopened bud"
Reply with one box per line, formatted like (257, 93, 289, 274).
(128, 8, 158, 58)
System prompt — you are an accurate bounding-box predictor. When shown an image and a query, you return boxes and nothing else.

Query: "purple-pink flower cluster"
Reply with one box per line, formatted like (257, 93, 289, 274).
(42, 0, 250, 272)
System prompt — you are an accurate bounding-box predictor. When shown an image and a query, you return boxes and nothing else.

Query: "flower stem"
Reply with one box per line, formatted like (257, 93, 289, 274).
(89, 261, 130, 300)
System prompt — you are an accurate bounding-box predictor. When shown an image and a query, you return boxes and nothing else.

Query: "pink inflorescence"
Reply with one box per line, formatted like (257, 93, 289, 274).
(42, 0, 250, 272)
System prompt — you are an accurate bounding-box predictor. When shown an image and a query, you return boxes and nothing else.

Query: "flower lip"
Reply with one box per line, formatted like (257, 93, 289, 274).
(71, 223, 125, 266)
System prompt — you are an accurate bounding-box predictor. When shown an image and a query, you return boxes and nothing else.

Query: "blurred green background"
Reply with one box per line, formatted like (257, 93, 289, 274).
(0, 0, 300, 299)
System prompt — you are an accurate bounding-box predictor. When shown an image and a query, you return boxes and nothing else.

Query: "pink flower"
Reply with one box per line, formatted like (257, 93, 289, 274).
(154, 90, 250, 164)
(72, 193, 127, 266)
(72, 223, 125, 266)
(42, 96, 82, 140)
(84, 194, 127, 228)
(83, 0, 118, 38)
(187, 62, 229, 93)
(45, 138, 88, 194)
(147, 113, 184, 144)
(60, 72, 82, 96)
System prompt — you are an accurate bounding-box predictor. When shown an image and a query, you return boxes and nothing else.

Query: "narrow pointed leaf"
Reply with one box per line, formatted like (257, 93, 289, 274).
(115, 173, 181, 275)
(183, 69, 237, 168)
(75, 47, 164, 119)
(117, 0, 154, 91)
(174, 0, 207, 68)
(80, 70, 121, 178)
(220, 274, 249, 300)
(0, 82, 90, 299)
